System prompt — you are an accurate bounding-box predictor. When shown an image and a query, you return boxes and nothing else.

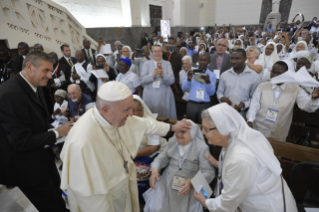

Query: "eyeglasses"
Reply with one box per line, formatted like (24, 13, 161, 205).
(218, 44, 227, 47)
(202, 126, 217, 133)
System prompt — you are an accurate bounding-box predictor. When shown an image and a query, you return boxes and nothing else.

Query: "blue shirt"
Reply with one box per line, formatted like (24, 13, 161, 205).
(265, 26, 274, 34)
(182, 68, 216, 102)
(186, 43, 198, 57)
(68, 93, 93, 118)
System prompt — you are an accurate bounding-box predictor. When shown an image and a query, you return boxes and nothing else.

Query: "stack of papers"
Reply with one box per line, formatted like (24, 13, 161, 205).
(90, 69, 109, 79)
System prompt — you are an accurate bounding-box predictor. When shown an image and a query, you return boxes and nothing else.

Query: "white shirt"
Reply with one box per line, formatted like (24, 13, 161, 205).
(19, 72, 59, 139)
(179, 67, 194, 85)
(247, 83, 319, 122)
(178, 143, 191, 156)
(52, 100, 68, 121)
(70, 61, 95, 92)
(116, 71, 141, 93)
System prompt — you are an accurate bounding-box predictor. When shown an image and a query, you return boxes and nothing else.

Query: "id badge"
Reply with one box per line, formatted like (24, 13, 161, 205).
(152, 79, 161, 88)
(265, 108, 278, 123)
(54, 78, 61, 86)
(214, 69, 220, 79)
(196, 89, 204, 100)
(76, 79, 80, 84)
(171, 174, 186, 191)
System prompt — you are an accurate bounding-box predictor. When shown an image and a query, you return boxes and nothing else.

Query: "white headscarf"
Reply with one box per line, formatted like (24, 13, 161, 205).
(179, 47, 189, 56)
(122, 45, 133, 58)
(289, 41, 309, 58)
(276, 43, 286, 55)
(233, 39, 244, 49)
(170, 119, 204, 143)
(133, 95, 155, 121)
(208, 103, 282, 176)
(95, 53, 107, 60)
(258, 42, 279, 70)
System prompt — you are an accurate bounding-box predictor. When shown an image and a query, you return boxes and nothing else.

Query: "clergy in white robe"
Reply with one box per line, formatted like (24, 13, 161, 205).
(143, 120, 215, 212)
(141, 45, 177, 119)
(194, 103, 298, 212)
(60, 81, 191, 212)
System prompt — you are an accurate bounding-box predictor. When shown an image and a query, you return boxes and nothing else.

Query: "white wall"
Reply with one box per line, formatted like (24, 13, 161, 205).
(215, 0, 263, 25)
(0, 0, 97, 57)
(288, 0, 319, 22)
(185, 0, 200, 27)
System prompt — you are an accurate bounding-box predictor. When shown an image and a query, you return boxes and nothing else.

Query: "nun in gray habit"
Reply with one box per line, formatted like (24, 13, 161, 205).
(140, 58, 177, 119)
(143, 120, 215, 212)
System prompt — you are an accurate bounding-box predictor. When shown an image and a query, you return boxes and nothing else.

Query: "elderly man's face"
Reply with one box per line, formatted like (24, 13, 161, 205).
(68, 85, 81, 102)
(34, 44, 43, 52)
(216, 39, 227, 55)
(27, 60, 53, 87)
(62, 46, 71, 58)
(18, 44, 29, 56)
(75, 52, 85, 63)
(122, 47, 130, 58)
(104, 96, 134, 127)
(182, 59, 191, 71)
(198, 54, 210, 70)
(152, 46, 162, 61)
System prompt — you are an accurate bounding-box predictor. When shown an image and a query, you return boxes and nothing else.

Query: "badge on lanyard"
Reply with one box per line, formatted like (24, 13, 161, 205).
(265, 108, 279, 123)
(54, 78, 61, 87)
(152, 79, 161, 88)
(214, 69, 220, 79)
(196, 89, 204, 100)
(172, 174, 186, 191)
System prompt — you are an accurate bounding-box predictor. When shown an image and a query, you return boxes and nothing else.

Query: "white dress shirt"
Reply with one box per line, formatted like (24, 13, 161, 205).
(116, 70, 141, 93)
(247, 83, 319, 122)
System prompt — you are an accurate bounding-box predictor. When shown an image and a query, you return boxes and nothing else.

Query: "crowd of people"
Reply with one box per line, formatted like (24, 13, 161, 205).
(0, 13, 318, 212)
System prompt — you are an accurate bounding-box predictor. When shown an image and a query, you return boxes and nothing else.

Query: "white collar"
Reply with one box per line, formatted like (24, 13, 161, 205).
(20, 72, 37, 93)
(22, 55, 26, 59)
(64, 56, 71, 61)
(94, 106, 113, 128)
(271, 83, 287, 91)
(76, 61, 85, 66)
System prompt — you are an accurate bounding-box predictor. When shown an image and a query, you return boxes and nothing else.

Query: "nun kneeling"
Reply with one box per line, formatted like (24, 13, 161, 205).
(194, 103, 298, 212)
(143, 120, 215, 212)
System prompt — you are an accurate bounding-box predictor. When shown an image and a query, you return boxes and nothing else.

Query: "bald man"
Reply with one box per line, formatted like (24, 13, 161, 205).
(67, 84, 93, 122)
(208, 39, 232, 78)
(13, 42, 29, 74)
(34, 43, 44, 52)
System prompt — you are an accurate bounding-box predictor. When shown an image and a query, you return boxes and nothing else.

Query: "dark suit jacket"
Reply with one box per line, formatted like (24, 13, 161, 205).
(141, 37, 151, 48)
(12, 55, 24, 74)
(0, 74, 57, 186)
(58, 56, 76, 90)
(208, 53, 232, 76)
(81, 48, 97, 65)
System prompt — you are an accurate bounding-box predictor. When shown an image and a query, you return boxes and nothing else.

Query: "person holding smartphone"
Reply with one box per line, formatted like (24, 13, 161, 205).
(140, 45, 177, 119)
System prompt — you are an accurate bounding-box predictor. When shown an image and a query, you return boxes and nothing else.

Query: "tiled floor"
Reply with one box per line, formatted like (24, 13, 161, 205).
(0, 159, 66, 212)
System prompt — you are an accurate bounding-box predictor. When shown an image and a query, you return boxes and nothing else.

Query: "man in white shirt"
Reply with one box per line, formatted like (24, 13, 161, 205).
(70, 51, 95, 98)
(247, 61, 319, 141)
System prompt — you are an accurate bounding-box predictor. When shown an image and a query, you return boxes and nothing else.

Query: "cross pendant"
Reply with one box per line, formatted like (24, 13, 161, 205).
(123, 160, 129, 173)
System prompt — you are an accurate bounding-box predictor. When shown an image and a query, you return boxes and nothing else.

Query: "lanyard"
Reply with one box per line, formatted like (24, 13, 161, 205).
(76, 103, 82, 115)
(168, 52, 172, 61)
(216, 56, 224, 69)
(177, 143, 192, 170)
(53, 63, 60, 77)
(66, 59, 73, 67)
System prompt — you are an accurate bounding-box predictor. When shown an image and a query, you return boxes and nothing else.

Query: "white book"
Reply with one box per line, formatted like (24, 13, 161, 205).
(90, 69, 109, 79)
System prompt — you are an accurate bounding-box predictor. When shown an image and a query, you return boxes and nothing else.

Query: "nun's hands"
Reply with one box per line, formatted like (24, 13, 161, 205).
(193, 189, 207, 206)
(204, 153, 219, 167)
(150, 168, 160, 190)
(178, 179, 192, 196)
(172, 119, 192, 132)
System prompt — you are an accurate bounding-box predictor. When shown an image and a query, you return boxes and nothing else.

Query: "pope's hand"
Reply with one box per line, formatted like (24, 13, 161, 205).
(150, 168, 160, 190)
(172, 119, 192, 132)
(178, 179, 192, 196)
(193, 189, 207, 206)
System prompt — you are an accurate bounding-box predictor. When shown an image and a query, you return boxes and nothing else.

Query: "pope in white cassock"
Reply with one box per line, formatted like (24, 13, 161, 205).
(60, 81, 191, 212)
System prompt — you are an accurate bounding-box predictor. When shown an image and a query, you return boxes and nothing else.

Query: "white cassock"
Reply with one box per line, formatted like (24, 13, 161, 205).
(60, 82, 170, 212)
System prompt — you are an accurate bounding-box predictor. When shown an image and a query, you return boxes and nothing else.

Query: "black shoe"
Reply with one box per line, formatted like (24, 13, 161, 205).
(5, 185, 15, 189)
(59, 163, 63, 171)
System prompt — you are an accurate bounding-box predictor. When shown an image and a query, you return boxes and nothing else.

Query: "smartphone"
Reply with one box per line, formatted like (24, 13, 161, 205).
(116, 54, 121, 60)
(136, 49, 144, 58)
(157, 62, 162, 69)
(193, 69, 204, 73)
(96, 65, 104, 69)
(167, 45, 177, 52)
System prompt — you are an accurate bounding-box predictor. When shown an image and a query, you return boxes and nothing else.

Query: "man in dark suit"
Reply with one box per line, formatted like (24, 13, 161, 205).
(208, 39, 232, 78)
(12, 42, 29, 74)
(0, 51, 72, 212)
(81, 38, 96, 66)
(141, 32, 151, 48)
(58, 44, 76, 90)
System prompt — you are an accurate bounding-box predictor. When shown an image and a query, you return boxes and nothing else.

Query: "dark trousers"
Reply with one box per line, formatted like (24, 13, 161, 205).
(186, 101, 211, 124)
(18, 155, 68, 212)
